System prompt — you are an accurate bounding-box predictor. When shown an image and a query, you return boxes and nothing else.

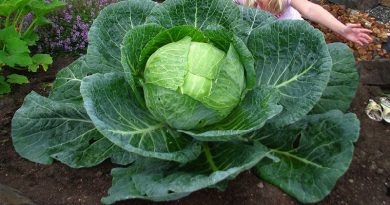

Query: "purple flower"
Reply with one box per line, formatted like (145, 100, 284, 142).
(37, 0, 120, 53)
(64, 11, 72, 23)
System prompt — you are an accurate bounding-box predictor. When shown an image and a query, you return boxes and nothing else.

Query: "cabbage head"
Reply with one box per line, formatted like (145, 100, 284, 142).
(11, 0, 360, 204)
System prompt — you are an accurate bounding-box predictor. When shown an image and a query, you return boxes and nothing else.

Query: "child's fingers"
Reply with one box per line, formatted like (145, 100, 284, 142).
(360, 33, 373, 42)
(356, 28, 373, 34)
(347, 23, 363, 28)
(359, 37, 370, 45)
(348, 24, 373, 33)
(356, 40, 363, 46)
(359, 28, 373, 33)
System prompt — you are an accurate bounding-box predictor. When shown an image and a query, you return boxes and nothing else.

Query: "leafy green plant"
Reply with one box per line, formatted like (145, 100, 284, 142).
(11, 0, 360, 204)
(0, 0, 65, 95)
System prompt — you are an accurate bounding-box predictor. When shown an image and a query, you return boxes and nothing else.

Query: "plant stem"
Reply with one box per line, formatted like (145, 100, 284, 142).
(203, 142, 218, 172)
(5, 15, 10, 27)
(13, 10, 23, 28)
(18, 17, 26, 33)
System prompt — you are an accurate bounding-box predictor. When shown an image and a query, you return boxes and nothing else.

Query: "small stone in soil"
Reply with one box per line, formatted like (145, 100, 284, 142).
(370, 162, 378, 170)
(349, 179, 354, 183)
(377, 168, 384, 174)
(257, 182, 264, 189)
(96, 171, 103, 177)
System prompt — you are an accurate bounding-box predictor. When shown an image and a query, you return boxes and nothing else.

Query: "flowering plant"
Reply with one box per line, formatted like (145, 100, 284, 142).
(38, 0, 118, 54)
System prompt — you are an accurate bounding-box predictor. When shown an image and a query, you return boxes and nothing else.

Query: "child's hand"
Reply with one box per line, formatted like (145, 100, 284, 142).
(341, 23, 373, 46)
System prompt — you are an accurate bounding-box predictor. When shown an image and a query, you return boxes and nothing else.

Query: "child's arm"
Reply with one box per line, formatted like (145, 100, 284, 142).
(291, 0, 372, 46)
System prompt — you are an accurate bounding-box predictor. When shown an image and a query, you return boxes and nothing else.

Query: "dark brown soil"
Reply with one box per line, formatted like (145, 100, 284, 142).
(0, 58, 389, 205)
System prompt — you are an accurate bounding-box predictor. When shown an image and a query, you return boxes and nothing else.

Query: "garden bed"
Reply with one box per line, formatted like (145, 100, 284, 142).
(0, 57, 389, 205)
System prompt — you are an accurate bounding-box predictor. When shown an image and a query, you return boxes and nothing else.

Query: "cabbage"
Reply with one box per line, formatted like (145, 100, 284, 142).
(11, 0, 360, 204)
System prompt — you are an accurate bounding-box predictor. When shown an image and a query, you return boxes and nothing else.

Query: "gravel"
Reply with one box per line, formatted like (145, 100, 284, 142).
(368, 5, 390, 23)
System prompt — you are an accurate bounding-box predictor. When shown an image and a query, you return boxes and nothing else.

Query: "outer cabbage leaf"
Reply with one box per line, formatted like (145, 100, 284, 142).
(80, 72, 201, 163)
(87, 0, 156, 72)
(146, 0, 241, 31)
(49, 56, 92, 103)
(253, 110, 360, 203)
(11, 92, 135, 168)
(237, 5, 276, 41)
(181, 86, 282, 141)
(101, 142, 270, 204)
(121, 24, 165, 89)
(310, 43, 358, 114)
(48, 135, 136, 167)
(248, 20, 332, 127)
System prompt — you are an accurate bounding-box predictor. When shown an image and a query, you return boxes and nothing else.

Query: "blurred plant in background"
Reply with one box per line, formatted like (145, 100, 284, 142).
(38, 0, 119, 55)
(0, 0, 65, 95)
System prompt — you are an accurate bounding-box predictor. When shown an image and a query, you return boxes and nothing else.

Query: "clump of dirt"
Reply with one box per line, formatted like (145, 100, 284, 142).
(0, 58, 389, 205)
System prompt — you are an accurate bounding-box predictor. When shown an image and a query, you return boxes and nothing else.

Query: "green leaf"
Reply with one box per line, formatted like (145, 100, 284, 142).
(146, 0, 241, 31)
(247, 20, 332, 127)
(102, 142, 270, 204)
(202, 28, 256, 90)
(34, 16, 52, 26)
(86, 0, 156, 72)
(28, 64, 39, 72)
(121, 23, 165, 87)
(32, 53, 53, 71)
(22, 32, 39, 46)
(0, 51, 32, 67)
(80, 72, 201, 163)
(0, 3, 15, 16)
(253, 110, 360, 203)
(12, 92, 134, 168)
(0, 0, 26, 17)
(48, 135, 136, 168)
(6, 74, 29, 84)
(49, 56, 88, 103)
(237, 5, 276, 41)
(181, 86, 282, 141)
(138, 25, 208, 73)
(5, 36, 29, 54)
(28, 0, 66, 17)
(194, 43, 244, 116)
(144, 36, 192, 90)
(0, 26, 19, 41)
(144, 83, 223, 130)
(310, 43, 358, 114)
(138, 25, 255, 93)
(0, 76, 11, 95)
(49, 56, 114, 104)
(0, 0, 30, 15)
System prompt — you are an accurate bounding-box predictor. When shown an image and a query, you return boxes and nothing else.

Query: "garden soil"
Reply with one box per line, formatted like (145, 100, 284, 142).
(0, 57, 389, 205)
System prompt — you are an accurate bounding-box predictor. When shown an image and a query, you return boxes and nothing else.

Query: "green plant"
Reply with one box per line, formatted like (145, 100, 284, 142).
(11, 0, 360, 204)
(0, 0, 65, 95)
